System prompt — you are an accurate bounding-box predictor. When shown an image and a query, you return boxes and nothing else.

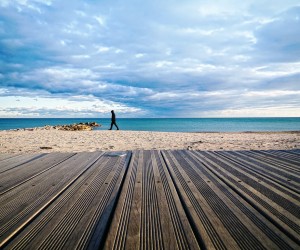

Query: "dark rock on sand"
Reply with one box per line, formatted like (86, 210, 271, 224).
(43, 122, 101, 131)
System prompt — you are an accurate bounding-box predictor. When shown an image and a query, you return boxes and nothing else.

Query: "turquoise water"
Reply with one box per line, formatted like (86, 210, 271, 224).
(0, 118, 299, 132)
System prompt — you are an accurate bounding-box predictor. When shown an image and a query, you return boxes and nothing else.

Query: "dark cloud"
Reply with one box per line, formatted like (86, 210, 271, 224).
(0, 0, 300, 117)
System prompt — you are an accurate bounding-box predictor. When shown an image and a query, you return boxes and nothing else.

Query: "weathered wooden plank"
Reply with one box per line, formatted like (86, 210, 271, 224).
(288, 149, 300, 155)
(241, 150, 300, 172)
(105, 150, 200, 249)
(0, 153, 75, 194)
(0, 152, 103, 248)
(1, 150, 299, 249)
(163, 150, 299, 249)
(8, 153, 130, 249)
(261, 150, 300, 165)
(0, 154, 21, 162)
(235, 150, 300, 174)
(216, 151, 300, 193)
(84, 151, 131, 249)
(0, 153, 45, 174)
(2, 151, 130, 249)
(163, 150, 236, 250)
(192, 151, 300, 246)
(199, 151, 300, 215)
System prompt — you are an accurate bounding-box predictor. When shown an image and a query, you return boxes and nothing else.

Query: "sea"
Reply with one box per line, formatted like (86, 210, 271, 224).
(0, 118, 299, 132)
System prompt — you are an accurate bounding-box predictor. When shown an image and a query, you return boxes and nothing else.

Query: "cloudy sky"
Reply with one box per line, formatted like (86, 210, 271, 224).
(0, 0, 300, 118)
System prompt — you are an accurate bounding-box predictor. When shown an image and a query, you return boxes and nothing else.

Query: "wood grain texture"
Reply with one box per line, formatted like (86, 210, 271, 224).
(0, 150, 299, 249)
(0, 154, 45, 174)
(163, 151, 299, 249)
(105, 150, 200, 250)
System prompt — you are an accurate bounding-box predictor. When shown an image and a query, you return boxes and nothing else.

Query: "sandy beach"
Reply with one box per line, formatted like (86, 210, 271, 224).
(0, 129, 299, 154)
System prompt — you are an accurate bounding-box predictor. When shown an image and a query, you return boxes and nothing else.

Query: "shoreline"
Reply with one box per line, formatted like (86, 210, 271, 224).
(1, 125, 300, 134)
(1, 129, 299, 154)
(1, 117, 300, 133)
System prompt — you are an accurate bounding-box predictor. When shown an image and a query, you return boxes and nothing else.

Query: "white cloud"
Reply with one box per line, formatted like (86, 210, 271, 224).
(0, 0, 300, 117)
(94, 15, 106, 27)
(0, 94, 141, 117)
(72, 54, 90, 59)
(115, 49, 124, 54)
(244, 90, 300, 98)
(95, 46, 110, 53)
(0, 0, 53, 9)
(178, 27, 222, 36)
(216, 106, 300, 117)
(135, 53, 145, 58)
(75, 10, 86, 17)
(39, 67, 97, 80)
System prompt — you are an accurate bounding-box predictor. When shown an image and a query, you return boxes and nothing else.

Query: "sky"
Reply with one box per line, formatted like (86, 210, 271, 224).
(0, 0, 300, 118)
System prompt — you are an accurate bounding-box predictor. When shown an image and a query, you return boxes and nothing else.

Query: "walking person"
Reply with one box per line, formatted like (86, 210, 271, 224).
(109, 110, 119, 130)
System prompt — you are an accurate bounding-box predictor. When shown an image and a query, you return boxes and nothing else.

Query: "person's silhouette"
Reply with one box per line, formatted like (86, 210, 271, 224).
(109, 110, 119, 130)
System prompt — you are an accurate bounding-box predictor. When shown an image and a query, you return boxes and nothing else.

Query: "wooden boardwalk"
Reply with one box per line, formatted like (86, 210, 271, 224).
(0, 150, 299, 249)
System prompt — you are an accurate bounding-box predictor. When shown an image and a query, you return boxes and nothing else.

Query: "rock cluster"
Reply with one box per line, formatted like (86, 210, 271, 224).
(43, 122, 101, 131)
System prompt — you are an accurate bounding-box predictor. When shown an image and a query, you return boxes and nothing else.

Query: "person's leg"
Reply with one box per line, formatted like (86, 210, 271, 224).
(109, 122, 113, 130)
(115, 123, 119, 130)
